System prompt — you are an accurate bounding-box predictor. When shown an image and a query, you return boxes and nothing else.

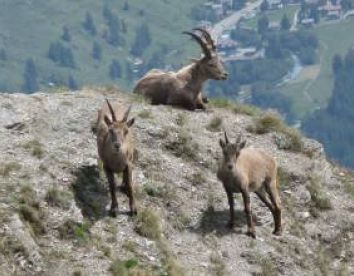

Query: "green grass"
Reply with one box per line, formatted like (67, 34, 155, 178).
(278, 17, 354, 119)
(243, 5, 298, 29)
(22, 139, 45, 158)
(134, 208, 161, 240)
(0, 0, 205, 92)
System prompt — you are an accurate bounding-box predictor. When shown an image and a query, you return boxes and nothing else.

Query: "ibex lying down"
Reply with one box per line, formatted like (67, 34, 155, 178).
(133, 28, 228, 110)
(217, 133, 282, 238)
(96, 99, 137, 217)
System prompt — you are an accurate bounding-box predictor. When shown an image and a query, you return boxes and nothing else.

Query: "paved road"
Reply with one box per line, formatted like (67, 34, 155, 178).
(211, 0, 263, 38)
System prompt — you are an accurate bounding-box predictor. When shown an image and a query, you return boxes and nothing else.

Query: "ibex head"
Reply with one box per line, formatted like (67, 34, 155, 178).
(104, 99, 135, 152)
(219, 132, 246, 171)
(183, 28, 228, 81)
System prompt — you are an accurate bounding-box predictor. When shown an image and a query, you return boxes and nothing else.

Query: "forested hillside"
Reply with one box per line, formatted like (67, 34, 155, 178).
(303, 48, 354, 168)
(0, 0, 204, 92)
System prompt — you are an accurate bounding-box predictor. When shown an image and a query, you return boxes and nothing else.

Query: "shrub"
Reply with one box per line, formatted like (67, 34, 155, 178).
(307, 177, 332, 211)
(45, 187, 72, 209)
(134, 208, 161, 240)
(22, 139, 45, 158)
(0, 162, 21, 177)
(206, 116, 223, 132)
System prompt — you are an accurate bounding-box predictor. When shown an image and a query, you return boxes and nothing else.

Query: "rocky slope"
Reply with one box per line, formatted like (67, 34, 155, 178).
(0, 87, 354, 276)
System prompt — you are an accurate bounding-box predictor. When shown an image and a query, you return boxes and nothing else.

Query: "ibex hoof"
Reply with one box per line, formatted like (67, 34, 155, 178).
(246, 230, 256, 239)
(109, 207, 118, 217)
(129, 209, 137, 217)
(226, 221, 234, 229)
(273, 228, 282, 236)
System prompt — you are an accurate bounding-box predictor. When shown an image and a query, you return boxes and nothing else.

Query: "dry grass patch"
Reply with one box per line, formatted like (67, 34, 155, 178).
(0, 162, 21, 177)
(134, 208, 161, 240)
(138, 109, 153, 119)
(307, 177, 332, 212)
(45, 187, 72, 209)
(58, 219, 91, 245)
(249, 112, 304, 153)
(176, 113, 188, 126)
(17, 185, 46, 236)
(206, 116, 223, 132)
(22, 139, 45, 158)
(164, 130, 199, 161)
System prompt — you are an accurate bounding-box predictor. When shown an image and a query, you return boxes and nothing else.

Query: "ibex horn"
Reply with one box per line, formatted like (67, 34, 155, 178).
(122, 105, 132, 123)
(224, 131, 229, 144)
(193, 28, 216, 51)
(183, 31, 211, 59)
(106, 99, 117, 122)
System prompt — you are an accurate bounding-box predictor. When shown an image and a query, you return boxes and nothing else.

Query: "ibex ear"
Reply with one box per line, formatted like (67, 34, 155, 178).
(104, 115, 112, 126)
(126, 117, 135, 128)
(219, 139, 226, 149)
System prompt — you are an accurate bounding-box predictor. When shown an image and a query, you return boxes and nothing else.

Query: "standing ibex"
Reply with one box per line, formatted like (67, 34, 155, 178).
(133, 28, 228, 110)
(217, 132, 282, 238)
(96, 99, 137, 217)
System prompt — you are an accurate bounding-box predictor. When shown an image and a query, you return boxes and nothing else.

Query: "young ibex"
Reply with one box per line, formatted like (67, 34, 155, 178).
(133, 28, 228, 110)
(96, 99, 137, 217)
(217, 132, 282, 238)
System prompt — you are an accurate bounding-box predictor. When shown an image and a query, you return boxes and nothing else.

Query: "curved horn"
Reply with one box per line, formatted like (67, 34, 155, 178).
(106, 99, 117, 122)
(193, 28, 216, 51)
(183, 31, 211, 59)
(224, 131, 229, 144)
(122, 105, 132, 123)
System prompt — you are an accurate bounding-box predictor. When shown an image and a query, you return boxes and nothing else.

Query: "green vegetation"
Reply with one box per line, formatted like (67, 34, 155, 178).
(22, 139, 45, 158)
(206, 116, 223, 132)
(17, 185, 46, 236)
(164, 129, 199, 161)
(307, 177, 332, 211)
(134, 208, 161, 240)
(210, 98, 259, 116)
(0, 0, 205, 92)
(58, 219, 91, 244)
(279, 18, 354, 119)
(303, 46, 354, 168)
(0, 162, 21, 177)
(249, 112, 304, 152)
(45, 187, 72, 209)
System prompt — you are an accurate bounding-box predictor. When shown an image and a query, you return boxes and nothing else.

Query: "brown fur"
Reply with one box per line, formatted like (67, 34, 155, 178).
(217, 133, 282, 238)
(133, 29, 228, 110)
(96, 99, 137, 217)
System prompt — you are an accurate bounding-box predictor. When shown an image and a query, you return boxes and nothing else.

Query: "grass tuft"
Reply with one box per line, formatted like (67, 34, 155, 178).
(45, 187, 72, 209)
(307, 177, 332, 211)
(0, 162, 21, 177)
(134, 208, 161, 240)
(58, 219, 91, 244)
(206, 116, 223, 132)
(22, 139, 45, 158)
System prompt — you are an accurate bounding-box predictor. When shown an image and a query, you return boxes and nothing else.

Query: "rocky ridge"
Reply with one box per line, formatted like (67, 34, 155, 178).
(0, 87, 354, 275)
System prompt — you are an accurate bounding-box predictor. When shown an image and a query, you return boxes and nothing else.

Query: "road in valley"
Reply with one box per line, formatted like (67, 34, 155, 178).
(211, 0, 263, 38)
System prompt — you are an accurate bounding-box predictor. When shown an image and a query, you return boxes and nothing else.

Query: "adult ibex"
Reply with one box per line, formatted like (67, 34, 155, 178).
(96, 99, 137, 217)
(133, 28, 228, 110)
(217, 132, 282, 238)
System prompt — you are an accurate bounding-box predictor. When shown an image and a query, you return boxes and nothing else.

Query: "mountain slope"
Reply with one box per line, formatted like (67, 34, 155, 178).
(0, 88, 354, 275)
(0, 0, 204, 92)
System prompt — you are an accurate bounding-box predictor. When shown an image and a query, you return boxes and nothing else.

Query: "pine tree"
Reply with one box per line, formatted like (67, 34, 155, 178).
(257, 15, 269, 35)
(22, 58, 39, 93)
(123, 1, 129, 11)
(281, 14, 291, 31)
(82, 12, 96, 36)
(130, 24, 151, 56)
(68, 75, 79, 90)
(0, 48, 7, 61)
(47, 42, 75, 68)
(92, 41, 102, 60)
(61, 26, 71, 42)
(109, 59, 122, 79)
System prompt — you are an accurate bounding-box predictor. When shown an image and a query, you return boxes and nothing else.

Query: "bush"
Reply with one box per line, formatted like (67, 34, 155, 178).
(134, 208, 161, 240)
(206, 116, 223, 132)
